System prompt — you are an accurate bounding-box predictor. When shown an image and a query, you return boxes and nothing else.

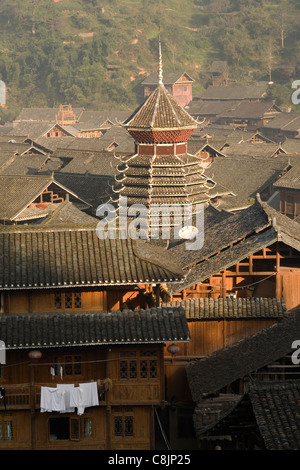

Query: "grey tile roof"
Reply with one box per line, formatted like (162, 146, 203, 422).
(166, 297, 287, 320)
(217, 100, 280, 120)
(186, 99, 241, 117)
(0, 307, 190, 349)
(199, 83, 269, 101)
(0, 155, 51, 175)
(41, 201, 98, 226)
(0, 224, 183, 289)
(0, 175, 89, 220)
(248, 380, 300, 450)
(262, 112, 300, 131)
(76, 110, 131, 128)
(53, 173, 113, 209)
(14, 107, 84, 122)
(222, 142, 285, 158)
(273, 160, 300, 189)
(195, 380, 300, 450)
(7, 122, 69, 141)
(204, 155, 290, 211)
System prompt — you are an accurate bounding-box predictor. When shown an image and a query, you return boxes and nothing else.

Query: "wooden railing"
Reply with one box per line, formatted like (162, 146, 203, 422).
(0, 384, 31, 409)
(0, 382, 108, 410)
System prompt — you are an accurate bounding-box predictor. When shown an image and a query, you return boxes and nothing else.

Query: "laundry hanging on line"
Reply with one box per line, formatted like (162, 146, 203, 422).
(40, 382, 99, 414)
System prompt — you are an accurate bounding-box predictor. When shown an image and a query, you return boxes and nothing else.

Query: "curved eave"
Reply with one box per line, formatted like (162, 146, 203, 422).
(126, 125, 197, 132)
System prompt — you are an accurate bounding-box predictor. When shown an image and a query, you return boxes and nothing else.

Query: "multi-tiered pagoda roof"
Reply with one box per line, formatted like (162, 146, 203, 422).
(111, 43, 216, 233)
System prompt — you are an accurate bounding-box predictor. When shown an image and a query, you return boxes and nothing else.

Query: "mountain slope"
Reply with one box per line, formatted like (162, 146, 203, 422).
(0, 0, 299, 120)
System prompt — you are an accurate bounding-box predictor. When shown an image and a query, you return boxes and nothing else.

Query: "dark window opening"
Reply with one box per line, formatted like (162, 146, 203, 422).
(49, 417, 69, 440)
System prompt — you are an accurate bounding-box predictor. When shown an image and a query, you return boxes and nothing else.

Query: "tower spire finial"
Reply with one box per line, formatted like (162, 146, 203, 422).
(158, 29, 163, 85)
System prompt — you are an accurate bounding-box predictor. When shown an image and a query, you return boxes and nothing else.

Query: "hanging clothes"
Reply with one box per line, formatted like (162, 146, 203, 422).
(69, 382, 99, 415)
(56, 384, 75, 413)
(40, 386, 66, 413)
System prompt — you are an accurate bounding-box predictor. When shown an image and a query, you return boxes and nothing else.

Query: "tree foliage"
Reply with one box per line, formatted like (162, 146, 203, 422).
(0, 0, 299, 119)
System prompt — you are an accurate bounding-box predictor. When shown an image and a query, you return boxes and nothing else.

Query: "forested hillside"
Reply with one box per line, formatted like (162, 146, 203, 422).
(0, 0, 299, 120)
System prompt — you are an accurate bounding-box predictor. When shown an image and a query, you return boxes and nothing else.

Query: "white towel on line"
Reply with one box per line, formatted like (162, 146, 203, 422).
(40, 386, 66, 413)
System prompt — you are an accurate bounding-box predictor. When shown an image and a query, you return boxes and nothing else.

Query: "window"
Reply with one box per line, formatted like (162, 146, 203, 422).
(65, 355, 82, 376)
(49, 417, 93, 441)
(53, 355, 82, 377)
(113, 407, 134, 437)
(0, 415, 13, 441)
(119, 350, 157, 380)
(54, 292, 82, 310)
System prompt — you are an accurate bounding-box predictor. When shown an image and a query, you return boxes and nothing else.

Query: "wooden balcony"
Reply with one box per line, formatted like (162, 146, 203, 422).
(0, 384, 31, 409)
(0, 383, 107, 411)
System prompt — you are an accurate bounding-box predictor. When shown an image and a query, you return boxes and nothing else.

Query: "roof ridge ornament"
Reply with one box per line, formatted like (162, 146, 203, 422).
(158, 32, 163, 85)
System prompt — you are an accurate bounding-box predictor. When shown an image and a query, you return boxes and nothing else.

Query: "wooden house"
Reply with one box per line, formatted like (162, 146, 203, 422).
(0, 174, 90, 224)
(0, 307, 189, 450)
(198, 83, 270, 102)
(0, 221, 187, 450)
(273, 161, 300, 219)
(208, 61, 229, 87)
(215, 101, 281, 130)
(142, 71, 194, 108)
(261, 112, 300, 141)
(1, 42, 300, 449)
(187, 100, 280, 130)
(159, 197, 300, 312)
(127, 196, 300, 448)
(185, 305, 300, 449)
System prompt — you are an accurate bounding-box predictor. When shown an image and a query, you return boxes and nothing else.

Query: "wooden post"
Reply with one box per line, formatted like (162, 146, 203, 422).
(156, 284, 160, 307)
(276, 248, 282, 298)
(221, 271, 226, 298)
(150, 405, 155, 450)
(106, 405, 112, 450)
(29, 362, 36, 450)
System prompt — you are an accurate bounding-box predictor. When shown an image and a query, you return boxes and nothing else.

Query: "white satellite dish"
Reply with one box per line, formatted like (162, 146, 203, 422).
(178, 225, 199, 240)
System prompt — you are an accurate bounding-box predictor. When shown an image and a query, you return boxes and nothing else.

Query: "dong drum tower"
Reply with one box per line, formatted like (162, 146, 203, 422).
(112, 41, 214, 239)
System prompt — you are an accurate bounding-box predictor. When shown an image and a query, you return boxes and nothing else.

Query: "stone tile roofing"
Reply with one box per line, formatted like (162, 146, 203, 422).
(125, 84, 197, 130)
(218, 100, 280, 120)
(248, 380, 300, 450)
(0, 154, 51, 176)
(266, 112, 300, 131)
(222, 142, 285, 158)
(14, 107, 84, 122)
(52, 173, 113, 210)
(199, 83, 269, 101)
(196, 380, 300, 450)
(186, 99, 240, 118)
(0, 224, 183, 289)
(166, 297, 287, 320)
(273, 160, 300, 189)
(185, 305, 300, 398)
(0, 307, 190, 349)
(0, 175, 89, 221)
(204, 155, 290, 211)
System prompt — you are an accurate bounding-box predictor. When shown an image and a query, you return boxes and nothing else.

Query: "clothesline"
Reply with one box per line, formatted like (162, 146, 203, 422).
(40, 381, 99, 415)
(1, 357, 120, 369)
